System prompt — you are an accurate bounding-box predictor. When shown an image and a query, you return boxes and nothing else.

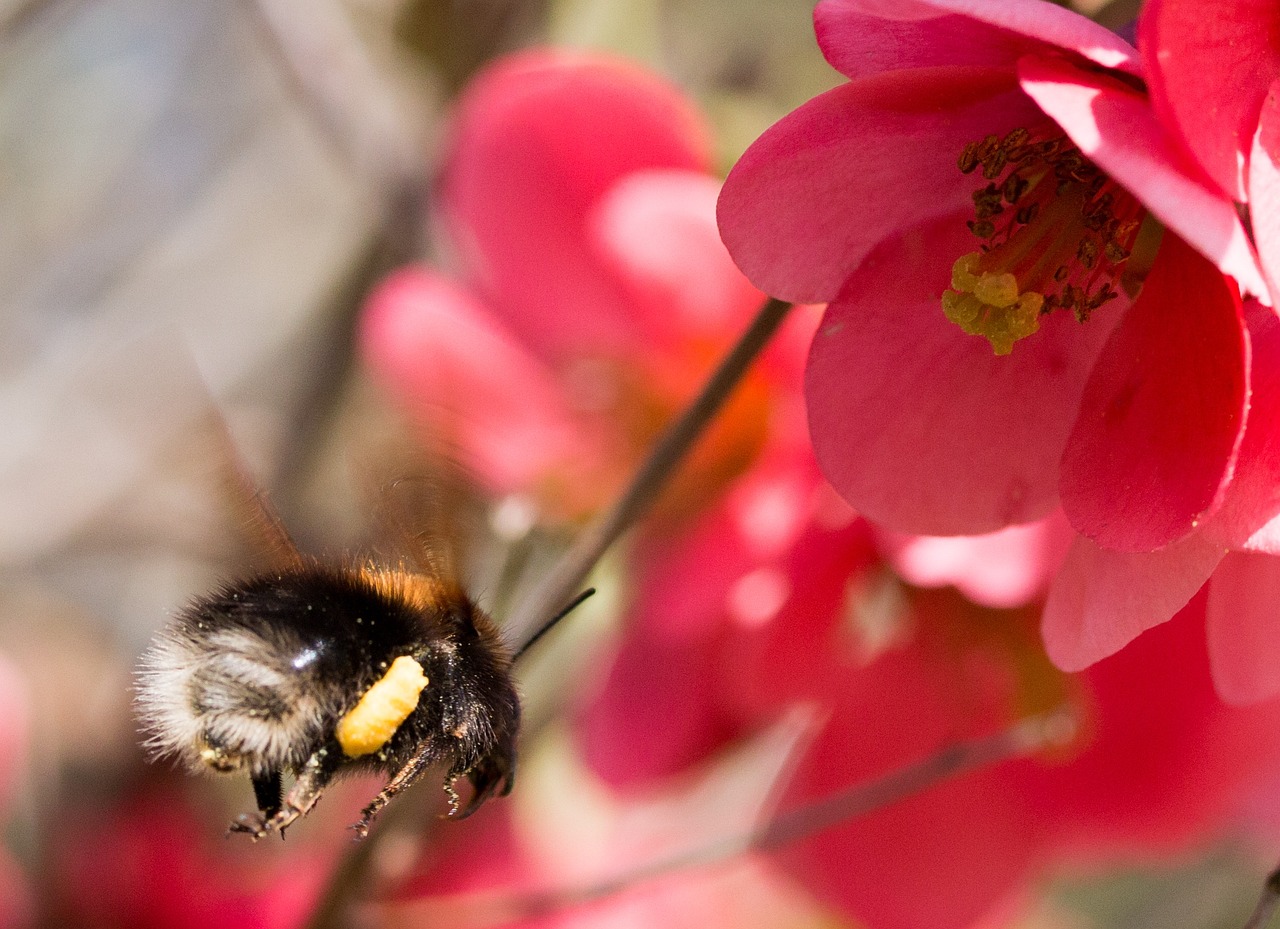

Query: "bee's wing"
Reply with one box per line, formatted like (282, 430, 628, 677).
(358, 435, 482, 600)
(205, 405, 305, 572)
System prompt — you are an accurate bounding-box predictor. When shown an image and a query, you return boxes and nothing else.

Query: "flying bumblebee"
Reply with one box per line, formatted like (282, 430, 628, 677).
(134, 449, 574, 841)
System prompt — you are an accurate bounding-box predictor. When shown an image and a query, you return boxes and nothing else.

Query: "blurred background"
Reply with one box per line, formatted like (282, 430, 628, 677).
(0, 0, 1268, 927)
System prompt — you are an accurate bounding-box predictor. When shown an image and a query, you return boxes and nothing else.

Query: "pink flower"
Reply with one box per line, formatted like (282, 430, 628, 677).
(1041, 299, 1280, 701)
(432, 51, 713, 362)
(717, 0, 1266, 554)
(875, 510, 1073, 609)
(361, 50, 795, 524)
(579, 458, 827, 785)
(723, 517, 1280, 929)
(1141, 0, 1280, 288)
(0, 654, 31, 929)
(585, 489, 1280, 929)
(716, 0, 1280, 700)
(47, 779, 337, 929)
(44, 731, 374, 929)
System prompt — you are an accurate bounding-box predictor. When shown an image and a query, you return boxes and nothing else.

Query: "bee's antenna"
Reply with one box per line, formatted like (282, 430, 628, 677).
(513, 588, 596, 663)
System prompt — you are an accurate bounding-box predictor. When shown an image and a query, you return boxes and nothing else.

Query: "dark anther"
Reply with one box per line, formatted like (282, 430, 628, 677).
(1002, 173, 1029, 204)
(1077, 239, 1099, 270)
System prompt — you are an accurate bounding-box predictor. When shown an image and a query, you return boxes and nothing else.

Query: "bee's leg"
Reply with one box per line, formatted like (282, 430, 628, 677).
(251, 770, 282, 820)
(350, 744, 436, 840)
(229, 748, 338, 840)
(455, 748, 514, 820)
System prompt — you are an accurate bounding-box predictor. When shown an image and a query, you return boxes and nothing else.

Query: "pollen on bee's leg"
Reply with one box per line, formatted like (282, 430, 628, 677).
(336, 656, 429, 758)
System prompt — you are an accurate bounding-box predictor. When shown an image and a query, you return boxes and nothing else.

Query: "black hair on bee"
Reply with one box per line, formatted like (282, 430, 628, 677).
(137, 561, 520, 839)
(134, 445, 585, 841)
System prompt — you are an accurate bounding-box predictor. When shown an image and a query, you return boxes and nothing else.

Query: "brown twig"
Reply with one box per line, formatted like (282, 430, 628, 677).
(384, 712, 1074, 927)
(507, 295, 793, 644)
(303, 295, 793, 927)
(1244, 866, 1280, 929)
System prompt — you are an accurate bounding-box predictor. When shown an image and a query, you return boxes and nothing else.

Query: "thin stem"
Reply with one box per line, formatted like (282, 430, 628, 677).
(506, 296, 793, 642)
(304, 295, 792, 928)
(1244, 866, 1280, 929)
(386, 712, 1073, 927)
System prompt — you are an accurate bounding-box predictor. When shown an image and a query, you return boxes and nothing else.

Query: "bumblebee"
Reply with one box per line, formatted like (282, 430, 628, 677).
(137, 562, 518, 839)
(134, 466, 530, 840)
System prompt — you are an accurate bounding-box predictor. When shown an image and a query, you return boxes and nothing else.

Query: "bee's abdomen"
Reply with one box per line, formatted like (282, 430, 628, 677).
(136, 565, 434, 777)
(137, 621, 330, 775)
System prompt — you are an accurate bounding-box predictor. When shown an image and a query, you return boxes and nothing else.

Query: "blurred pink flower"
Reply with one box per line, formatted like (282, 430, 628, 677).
(384, 743, 821, 929)
(1141, 0, 1280, 288)
(717, 0, 1268, 557)
(0, 654, 31, 929)
(580, 457, 828, 785)
(585, 486, 1280, 929)
(734, 521, 1280, 929)
(47, 784, 329, 929)
(875, 511, 1073, 609)
(362, 51, 799, 524)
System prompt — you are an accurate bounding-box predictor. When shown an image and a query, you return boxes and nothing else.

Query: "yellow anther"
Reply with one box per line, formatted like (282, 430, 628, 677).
(943, 254, 1043, 355)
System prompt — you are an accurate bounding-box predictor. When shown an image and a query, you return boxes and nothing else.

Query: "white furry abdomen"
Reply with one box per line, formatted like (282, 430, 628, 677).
(136, 624, 327, 775)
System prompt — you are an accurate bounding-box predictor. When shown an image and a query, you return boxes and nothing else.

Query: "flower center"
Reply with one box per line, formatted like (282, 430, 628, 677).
(942, 128, 1143, 354)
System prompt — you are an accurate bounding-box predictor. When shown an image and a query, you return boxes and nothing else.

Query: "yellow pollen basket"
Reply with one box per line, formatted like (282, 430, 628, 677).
(336, 656, 429, 758)
(942, 253, 1043, 355)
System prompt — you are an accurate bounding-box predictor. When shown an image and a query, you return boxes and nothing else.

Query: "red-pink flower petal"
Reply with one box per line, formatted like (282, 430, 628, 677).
(439, 50, 712, 360)
(717, 68, 1043, 303)
(1140, 0, 1280, 202)
(1018, 54, 1268, 300)
(1206, 551, 1280, 704)
(578, 631, 744, 787)
(1203, 300, 1280, 551)
(587, 170, 762, 349)
(0, 849, 31, 929)
(876, 510, 1072, 609)
(1250, 86, 1280, 301)
(1059, 234, 1248, 551)
(776, 649, 1036, 929)
(1019, 598, 1280, 856)
(722, 517, 878, 720)
(816, 0, 1138, 82)
(806, 214, 1119, 537)
(1041, 533, 1223, 672)
(359, 268, 592, 495)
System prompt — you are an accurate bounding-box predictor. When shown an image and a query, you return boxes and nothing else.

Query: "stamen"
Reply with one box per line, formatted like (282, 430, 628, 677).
(945, 128, 1143, 353)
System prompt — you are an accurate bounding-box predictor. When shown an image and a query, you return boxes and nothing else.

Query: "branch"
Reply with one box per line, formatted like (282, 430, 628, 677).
(1244, 866, 1280, 929)
(386, 712, 1075, 927)
(507, 295, 793, 643)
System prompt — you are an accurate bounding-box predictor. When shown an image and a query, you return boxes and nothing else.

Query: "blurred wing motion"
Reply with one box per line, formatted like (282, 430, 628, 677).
(355, 426, 487, 600)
